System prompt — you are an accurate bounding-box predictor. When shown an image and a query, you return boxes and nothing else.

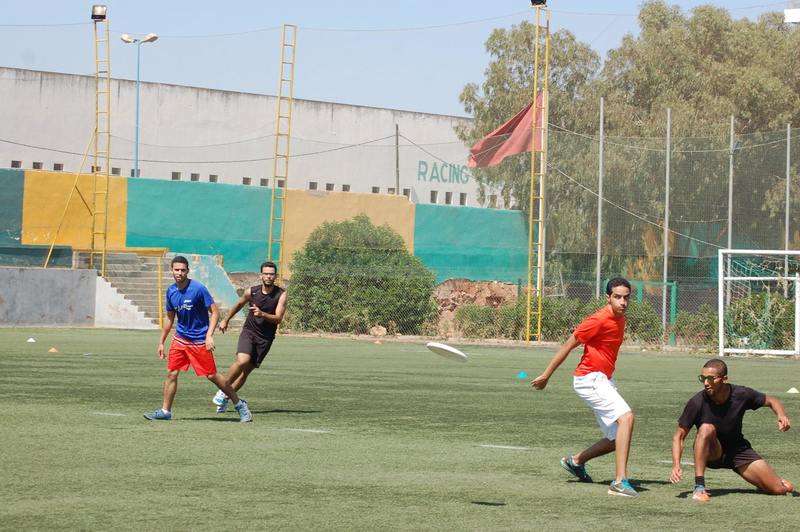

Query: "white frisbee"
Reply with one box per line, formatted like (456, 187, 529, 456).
(426, 341, 468, 362)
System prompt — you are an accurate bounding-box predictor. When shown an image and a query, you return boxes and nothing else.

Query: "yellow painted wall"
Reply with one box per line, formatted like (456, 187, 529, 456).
(283, 189, 415, 276)
(21, 170, 127, 249)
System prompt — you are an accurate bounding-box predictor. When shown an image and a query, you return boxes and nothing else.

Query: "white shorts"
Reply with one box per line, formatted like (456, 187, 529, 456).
(573, 372, 631, 441)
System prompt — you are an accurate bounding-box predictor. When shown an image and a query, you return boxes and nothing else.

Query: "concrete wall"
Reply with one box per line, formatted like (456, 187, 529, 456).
(413, 204, 529, 283)
(126, 178, 270, 272)
(21, 170, 127, 249)
(0, 267, 96, 326)
(283, 189, 415, 277)
(0, 67, 507, 208)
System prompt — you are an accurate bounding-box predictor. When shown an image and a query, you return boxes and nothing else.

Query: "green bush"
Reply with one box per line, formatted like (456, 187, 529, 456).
(454, 295, 665, 344)
(454, 303, 497, 338)
(675, 304, 717, 347)
(725, 291, 793, 350)
(289, 214, 437, 334)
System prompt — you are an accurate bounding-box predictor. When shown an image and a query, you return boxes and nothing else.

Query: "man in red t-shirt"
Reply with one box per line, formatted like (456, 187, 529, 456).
(532, 277, 637, 497)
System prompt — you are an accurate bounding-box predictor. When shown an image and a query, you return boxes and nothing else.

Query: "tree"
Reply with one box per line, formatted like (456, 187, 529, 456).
(457, 1, 800, 279)
(289, 214, 437, 334)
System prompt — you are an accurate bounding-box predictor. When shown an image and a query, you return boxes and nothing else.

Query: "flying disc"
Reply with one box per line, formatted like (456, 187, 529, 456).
(426, 341, 468, 362)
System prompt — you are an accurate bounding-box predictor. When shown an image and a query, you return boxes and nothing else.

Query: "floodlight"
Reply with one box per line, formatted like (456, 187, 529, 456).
(531, 0, 547, 5)
(120, 34, 135, 44)
(785, 9, 800, 24)
(91, 5, 107, 21)
(142, 33, 159, 43)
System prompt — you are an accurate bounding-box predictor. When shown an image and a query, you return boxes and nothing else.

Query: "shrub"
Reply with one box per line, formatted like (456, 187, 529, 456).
(289, 214, 437, 334)
(675, 304, 717, 347)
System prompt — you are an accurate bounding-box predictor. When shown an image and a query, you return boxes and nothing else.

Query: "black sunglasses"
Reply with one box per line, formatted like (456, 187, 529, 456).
(698, 375, 722, 384)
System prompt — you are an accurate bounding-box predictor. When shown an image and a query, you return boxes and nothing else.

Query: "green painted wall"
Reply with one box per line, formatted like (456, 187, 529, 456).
(413, 204, 530, 283)
(0, 169, 70, 267)
(126, 179, 271, 272)
(0, 169, 23, 246)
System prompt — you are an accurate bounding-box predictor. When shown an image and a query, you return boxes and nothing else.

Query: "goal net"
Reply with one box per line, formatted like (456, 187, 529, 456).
(718, 249, 800, 356)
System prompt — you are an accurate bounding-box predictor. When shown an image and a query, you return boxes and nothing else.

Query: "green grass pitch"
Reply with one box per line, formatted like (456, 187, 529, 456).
(1, 329, 798, 529)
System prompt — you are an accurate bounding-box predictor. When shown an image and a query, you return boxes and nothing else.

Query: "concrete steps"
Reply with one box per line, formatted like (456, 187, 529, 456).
(74, 251, 243, 327)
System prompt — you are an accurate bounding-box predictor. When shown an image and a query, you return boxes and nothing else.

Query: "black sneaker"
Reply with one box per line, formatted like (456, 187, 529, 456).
(560, 455, 593, 482)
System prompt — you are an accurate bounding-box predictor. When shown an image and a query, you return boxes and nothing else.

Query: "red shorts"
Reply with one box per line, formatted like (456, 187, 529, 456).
(167, 337, 217, 377)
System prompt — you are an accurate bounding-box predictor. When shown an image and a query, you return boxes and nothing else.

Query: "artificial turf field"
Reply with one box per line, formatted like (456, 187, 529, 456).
(1, 329, 798, 530)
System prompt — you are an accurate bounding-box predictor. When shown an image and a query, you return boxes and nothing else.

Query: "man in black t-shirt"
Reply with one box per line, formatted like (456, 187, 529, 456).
(669, 359, 794, 501)
(213, 261, 287, 414)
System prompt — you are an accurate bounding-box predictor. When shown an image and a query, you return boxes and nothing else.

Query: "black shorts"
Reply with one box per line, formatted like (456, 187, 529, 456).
(708, 444, 762, 470)
(235, 330, 274, 367)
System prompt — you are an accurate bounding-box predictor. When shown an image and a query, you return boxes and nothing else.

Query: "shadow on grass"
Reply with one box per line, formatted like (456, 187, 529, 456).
(471, 501, 507, 507)
(676, 488, 799, 498)
(251, 409, 321, 414)
(182, 417, 241, 422)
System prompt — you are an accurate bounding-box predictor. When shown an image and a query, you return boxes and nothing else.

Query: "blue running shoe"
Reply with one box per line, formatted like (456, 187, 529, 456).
(143, 408, 172, 421)
(608, 478, 638, 498)
(212, 389, 228, 406)
(560, 456, 593, 483)
(235, 399, 252, 423)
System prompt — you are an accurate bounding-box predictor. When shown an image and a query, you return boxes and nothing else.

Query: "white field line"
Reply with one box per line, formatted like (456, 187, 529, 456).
(274, 428, 333, 434)
(91, 412, 127, 417)
(480, 444, 532, 451)
(657, 460, 694, 466)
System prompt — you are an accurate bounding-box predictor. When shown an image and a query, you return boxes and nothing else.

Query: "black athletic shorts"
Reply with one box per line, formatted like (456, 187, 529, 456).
(236, 330, 274, 368)
(708, 444, 762, 470)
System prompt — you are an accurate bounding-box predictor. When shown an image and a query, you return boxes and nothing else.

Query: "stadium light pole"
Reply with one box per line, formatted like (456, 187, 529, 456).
(121, 33, 158, 178)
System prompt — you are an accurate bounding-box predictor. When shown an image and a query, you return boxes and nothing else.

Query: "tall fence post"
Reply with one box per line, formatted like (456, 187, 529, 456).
(595, 96, 605, 299)
(785, 124, 791, 293)
(726, 115, 735, 306)
(661, 108, 671, 343)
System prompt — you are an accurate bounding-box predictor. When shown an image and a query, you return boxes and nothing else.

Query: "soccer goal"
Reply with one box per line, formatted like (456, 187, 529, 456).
(718, 249, 800, 357)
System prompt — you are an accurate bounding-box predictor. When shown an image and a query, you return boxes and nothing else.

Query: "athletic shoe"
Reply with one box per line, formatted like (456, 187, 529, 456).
(560, 456, 593, 483)
(235, 399, 253, 423)
(608, 479, 638, 498)
(212, 389, 228, 406)
(143, 408, 172, 421)
(692, 486, 710, 502)
(216, 398, 229, 414)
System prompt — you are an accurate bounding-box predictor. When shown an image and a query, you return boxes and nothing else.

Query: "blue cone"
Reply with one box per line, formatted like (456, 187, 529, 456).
(517, 371, 528, 379)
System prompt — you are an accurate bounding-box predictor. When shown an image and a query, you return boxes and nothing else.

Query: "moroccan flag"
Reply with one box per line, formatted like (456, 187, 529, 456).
(467, 92, 544, 168)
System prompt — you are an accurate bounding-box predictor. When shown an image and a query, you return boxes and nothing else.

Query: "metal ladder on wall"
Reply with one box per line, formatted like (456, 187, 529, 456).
(267, 24, 297, 280)
(90, 16, 112, 276)
(525, 6, 550, 342)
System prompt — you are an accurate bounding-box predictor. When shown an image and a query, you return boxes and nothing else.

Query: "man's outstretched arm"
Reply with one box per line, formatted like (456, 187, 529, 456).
(764, 395, 791, 432)
(531, 334, 581, 390)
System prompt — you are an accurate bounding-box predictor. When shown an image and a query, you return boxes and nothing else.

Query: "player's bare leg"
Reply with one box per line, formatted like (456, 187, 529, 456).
(225, 353, 256, 392)
(692, 423, 723, 501)
(161, 370, 180, 412)
(736, 459, 794, 495)
(207, 372, 240, 404)
(613, 411, 634, 482)
(573, 438, 615, 465)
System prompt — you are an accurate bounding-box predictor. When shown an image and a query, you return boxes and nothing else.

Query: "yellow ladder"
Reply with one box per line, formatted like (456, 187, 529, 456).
(267, 24, 297, 281)
(91, 16, 112, 276)
(526, 6, 550, 343)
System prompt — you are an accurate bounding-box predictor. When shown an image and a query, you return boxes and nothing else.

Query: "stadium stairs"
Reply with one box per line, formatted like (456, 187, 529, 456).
(74, 251, 243, 327)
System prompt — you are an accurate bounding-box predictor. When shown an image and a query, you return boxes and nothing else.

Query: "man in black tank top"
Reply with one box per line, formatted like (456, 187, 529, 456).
(213, 261, 287, 414)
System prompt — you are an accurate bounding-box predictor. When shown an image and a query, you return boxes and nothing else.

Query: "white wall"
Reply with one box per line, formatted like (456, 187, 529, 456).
(0, 67, 506, 208)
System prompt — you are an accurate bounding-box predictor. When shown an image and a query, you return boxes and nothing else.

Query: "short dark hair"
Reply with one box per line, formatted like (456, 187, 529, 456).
(703, 358, 728, 377)
(260, 261, 277, 273)
(171, 255, 189, 268)
(606, 277, 631, 295)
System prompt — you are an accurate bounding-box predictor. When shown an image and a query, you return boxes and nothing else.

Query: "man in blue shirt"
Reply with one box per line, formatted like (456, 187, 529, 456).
(144, 256, 252, 422)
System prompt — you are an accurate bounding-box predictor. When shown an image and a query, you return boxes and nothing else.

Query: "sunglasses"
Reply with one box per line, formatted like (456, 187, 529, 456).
(698, 375, 723, 384)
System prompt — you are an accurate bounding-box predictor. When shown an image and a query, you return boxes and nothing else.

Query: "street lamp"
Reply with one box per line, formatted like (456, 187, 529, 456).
(121, 32, 158, 178)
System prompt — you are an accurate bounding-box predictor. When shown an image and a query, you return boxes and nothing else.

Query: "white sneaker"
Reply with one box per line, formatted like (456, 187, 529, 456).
(216, 398, 229, 414)
(212, 389, 228, 406)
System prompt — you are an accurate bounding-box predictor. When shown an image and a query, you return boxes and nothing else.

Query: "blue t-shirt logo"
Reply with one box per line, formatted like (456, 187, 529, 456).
(165, 280, 215, 343)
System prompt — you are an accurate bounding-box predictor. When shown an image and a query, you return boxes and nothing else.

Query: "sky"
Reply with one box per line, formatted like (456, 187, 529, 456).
(0, 1, 792, 117)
